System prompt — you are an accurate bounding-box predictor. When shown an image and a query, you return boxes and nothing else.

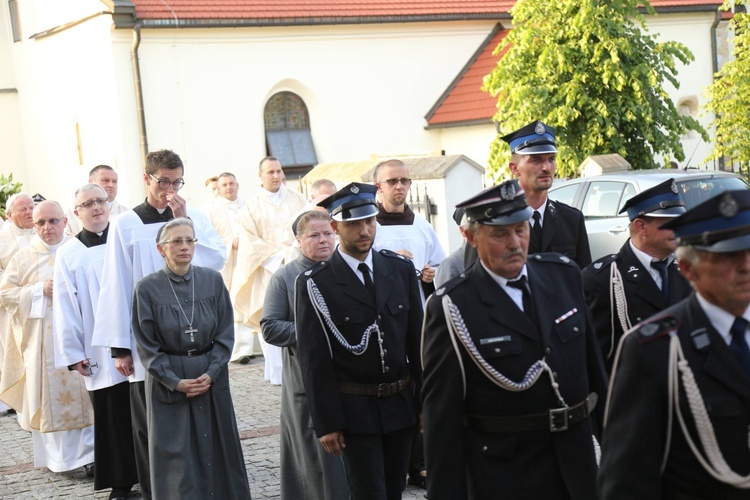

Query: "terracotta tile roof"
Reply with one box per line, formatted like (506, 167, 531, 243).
(425, 1, 723, 127)
(425, 25, 508, 127)
(130, 1, 514, 21)
(129, 1, 722, 21)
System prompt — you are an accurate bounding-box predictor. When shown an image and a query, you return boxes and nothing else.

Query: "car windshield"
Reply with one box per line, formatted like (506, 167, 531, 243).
(676, 176, 749, 209)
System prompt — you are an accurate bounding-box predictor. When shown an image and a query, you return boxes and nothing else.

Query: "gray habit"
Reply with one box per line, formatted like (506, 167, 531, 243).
(260, 254, 350, 500)
(133, 265, 251, 500)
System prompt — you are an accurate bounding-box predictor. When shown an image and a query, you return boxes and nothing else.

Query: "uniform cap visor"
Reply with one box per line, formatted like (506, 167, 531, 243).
(331, 202, 379, 222)
(477, 206, 533, 226)
(514, 144, 558, 155)
(693, 233, 750, 253)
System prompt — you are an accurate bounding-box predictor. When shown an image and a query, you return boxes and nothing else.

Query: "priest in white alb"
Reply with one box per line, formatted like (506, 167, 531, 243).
(207, 172, 257, 364)
(91, 149, 226, 500)
(0, 200, 95, 474)
(54, 184, 139, 499)
(0, 193, 37, 415)
(66, 165, 129, 235)
(231, 156, 305, 385)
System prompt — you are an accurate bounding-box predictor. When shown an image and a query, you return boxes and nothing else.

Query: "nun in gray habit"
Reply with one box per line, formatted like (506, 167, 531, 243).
(132, 218, 251, 499)
(261, 210, 350, 499)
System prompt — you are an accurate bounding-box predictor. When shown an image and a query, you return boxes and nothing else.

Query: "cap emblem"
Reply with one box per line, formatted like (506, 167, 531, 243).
(534, 122, 545, 135)
(500, 182, 516, 201)
(350, 185, 360, 194)
(670, 180, 679, 194)
(718, 192, 739, 218)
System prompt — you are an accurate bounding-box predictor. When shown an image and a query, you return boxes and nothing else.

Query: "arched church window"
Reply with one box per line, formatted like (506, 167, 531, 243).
(264, 92, 317, 177)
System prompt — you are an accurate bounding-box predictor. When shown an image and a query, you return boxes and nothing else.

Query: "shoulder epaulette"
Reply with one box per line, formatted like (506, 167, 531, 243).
(433, 271, 470, 297)
(299, 260, 328, 278)
(585, 253, 618, 274)
(631, 314, 680, 344)
(379, 248, 408, 261)
(528, 252, 578, 267)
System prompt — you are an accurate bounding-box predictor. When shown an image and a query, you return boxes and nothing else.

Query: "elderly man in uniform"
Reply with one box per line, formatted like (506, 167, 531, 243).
(583, 178, 692, 372)
(295, 182, 423, 500)
(0, 200, 95, 474)
(54, 184, 139, 499)
(67, 165, 128, 235)
(504, 121, 591, 268)
(599, 190, 750, 499)
(0, 193, 36, 415)
(261, 210, 349, 499)
(422, 179, 607, 500)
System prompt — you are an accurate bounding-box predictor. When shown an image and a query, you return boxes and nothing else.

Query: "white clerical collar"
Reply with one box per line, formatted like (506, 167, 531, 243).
(260, 186, 283, 203)
(9, 223, 36, 236)
(695, 292, 750, 346)
(218, 196, 242, 207)
(338, 247, 374, 277)
(41, 234, 69, 254)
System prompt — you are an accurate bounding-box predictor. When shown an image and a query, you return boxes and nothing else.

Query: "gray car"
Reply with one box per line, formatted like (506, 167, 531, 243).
(548, 169, 749, 261)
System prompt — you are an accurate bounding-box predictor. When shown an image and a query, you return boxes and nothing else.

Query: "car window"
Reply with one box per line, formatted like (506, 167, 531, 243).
(582, 181, 627, 217)
(548, 182, 579, 206)
(677, 177, 749, 209)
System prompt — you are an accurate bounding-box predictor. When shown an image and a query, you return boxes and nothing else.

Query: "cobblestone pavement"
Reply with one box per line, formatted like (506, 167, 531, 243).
(0, 358, 426, 499)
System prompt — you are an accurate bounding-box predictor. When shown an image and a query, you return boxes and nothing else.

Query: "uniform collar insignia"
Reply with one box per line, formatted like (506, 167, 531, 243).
(628, 266, 639, 273)
(594, 262, 602, 269)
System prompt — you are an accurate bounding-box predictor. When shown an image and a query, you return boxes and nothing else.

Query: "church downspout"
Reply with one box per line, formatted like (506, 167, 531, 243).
(131, 23, 148, 169)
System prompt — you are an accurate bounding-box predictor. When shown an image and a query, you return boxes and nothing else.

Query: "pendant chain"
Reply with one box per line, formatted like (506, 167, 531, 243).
(166, 272, 195, 329)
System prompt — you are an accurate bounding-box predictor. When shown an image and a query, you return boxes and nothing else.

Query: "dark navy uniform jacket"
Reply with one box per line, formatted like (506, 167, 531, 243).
(530, 199, 592, 269)
(295, 248, 423, 438)
(422, 253, 608, 500)
(583, 239, 691, 372)
(599, 294, 750, 499)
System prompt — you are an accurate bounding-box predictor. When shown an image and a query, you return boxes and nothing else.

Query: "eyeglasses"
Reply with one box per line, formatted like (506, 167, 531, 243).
(378, 178, 412, 187)
(162, 238, 198, 246)
(76, 198, 109, 209)
(149, 174, 185, 191)
(34, 218, 63, 227)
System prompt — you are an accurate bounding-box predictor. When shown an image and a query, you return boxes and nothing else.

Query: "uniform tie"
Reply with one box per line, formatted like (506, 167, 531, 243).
(730, 317, 750, 379)
(650, 259, 670, 301)
(532, 211, 543, 245)
(507, 276, 538, 327)
(358, 262, 376, 300)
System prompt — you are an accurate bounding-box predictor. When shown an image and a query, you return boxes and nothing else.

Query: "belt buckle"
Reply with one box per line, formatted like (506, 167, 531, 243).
(187, 349, 197, 357)
(549, 407, 569, 432)
(377, 383, 387, 398)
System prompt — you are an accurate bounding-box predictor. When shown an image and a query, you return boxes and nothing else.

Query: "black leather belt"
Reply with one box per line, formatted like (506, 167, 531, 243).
(159, 342, 214, 357)
(339, 376, 411, 398)
(467, 393, 598, 433)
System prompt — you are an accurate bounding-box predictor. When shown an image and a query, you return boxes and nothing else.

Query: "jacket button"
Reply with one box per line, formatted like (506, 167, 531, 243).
(344, 317, 350, 322)
(384, 366, 390, 373)
(494, 348, 501, 353)
(573, 327, 579, 332)
(482, 445, 488, 451)
(398, 304, 403, 309)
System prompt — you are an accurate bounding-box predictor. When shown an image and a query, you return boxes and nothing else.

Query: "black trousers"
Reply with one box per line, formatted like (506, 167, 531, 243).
(90, 382, 139, 491)
(130, 381, 151, 500)
(342, 425, 415, 500)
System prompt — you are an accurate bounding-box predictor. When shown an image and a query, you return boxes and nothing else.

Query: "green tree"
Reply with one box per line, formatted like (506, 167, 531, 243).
(705, 1, 750, 169)
(0, 173, 23, 220)
(483, 0, 708, 180)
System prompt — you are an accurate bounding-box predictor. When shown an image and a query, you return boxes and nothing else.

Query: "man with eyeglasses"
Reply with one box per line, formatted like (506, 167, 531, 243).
(232, 156, 306, 385)
(53, 183, 139, 499)
(0, 200, 97, 475)
(66, 165, 129, 235)
(91, 149, 225, 500)
(372, 159, 445, 301)
(0, 193, 36, 416)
